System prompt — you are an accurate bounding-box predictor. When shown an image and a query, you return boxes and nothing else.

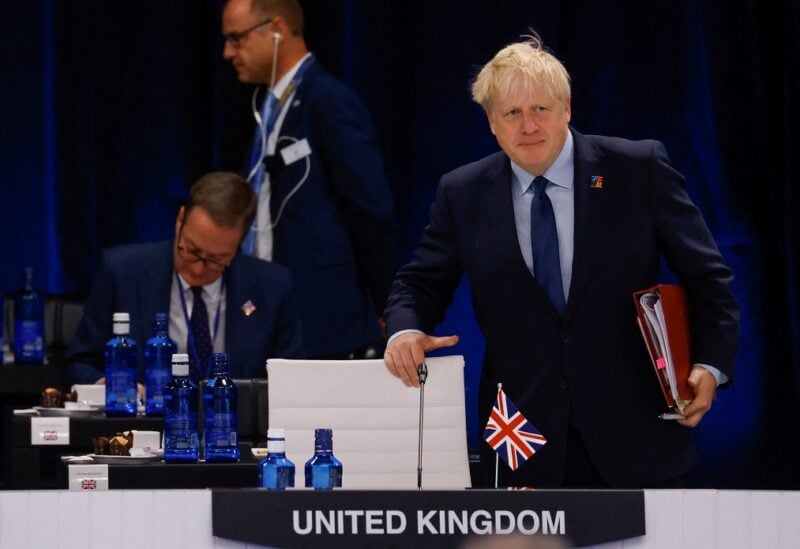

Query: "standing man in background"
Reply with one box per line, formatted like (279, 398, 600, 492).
(383, 35, 739, 488)
(222, 0, 398, 359)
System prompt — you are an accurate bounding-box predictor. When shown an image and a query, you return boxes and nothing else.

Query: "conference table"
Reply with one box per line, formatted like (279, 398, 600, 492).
(1, 487, 797, 548)
(7, 414, 164, 489)
(4, 404, 799, 547)
(0, 362, 62, 489)
(4, 378, 269, 489)
(3, 364, 798, 548)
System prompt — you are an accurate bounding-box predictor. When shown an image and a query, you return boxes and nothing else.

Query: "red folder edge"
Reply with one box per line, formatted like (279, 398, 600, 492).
(632, 284, 693, 408)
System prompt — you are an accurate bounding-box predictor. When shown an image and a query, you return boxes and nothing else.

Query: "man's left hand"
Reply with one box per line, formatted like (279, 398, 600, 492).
(676, 365, 717, 428)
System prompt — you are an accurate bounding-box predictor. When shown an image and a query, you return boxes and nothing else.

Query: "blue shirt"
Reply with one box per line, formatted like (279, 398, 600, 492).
(511, 130, 575, 300)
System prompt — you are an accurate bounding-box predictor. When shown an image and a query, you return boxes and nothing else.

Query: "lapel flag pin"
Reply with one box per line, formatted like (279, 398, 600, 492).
(241, 300, 256, 317)
(590, 175, 604, 189)
(292, 99, 302, 107)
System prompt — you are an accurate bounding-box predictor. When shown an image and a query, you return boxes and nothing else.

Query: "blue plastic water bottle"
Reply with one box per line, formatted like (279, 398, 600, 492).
(144, 312, 177, 416)
(104, 312, 138, 416)
(164, 353, 199, 463)
(13, 267, 44, 364)
(203, 352, 239, 462)
(304, 428, 343, 489)
(259, 428, 295, 490)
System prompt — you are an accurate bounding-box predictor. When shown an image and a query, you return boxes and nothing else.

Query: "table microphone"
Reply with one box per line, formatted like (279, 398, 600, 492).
(417, 362, 428, 490)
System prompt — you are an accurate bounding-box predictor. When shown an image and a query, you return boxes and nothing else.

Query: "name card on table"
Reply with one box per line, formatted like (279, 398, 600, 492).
(213, 489, 645, 548)
(69, 464, 109, 491)
(30, 417, 70, 445)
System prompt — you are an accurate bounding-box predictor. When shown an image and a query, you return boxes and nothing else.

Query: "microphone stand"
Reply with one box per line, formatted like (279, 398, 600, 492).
(416, 362, 428, 490)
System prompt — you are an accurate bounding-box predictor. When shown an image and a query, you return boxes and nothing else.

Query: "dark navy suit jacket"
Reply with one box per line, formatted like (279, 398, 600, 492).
(66, 241, 302, 385)
(386, 129, 739, 488)
(265, 61, 397, 357)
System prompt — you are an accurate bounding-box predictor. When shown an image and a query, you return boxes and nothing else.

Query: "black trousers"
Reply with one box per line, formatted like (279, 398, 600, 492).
(564, 424, 686, 488)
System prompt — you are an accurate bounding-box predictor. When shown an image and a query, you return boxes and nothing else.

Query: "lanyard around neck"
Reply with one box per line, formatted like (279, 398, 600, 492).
(260, 54, 315, 143)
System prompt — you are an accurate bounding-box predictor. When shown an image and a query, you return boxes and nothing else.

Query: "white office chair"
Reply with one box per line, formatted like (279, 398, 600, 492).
(266, 355, 471, 489)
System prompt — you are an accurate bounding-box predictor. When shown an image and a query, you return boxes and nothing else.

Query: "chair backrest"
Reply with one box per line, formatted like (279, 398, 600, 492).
(198, 378, 268, 440)
(267, 355, 471, 489)
(3, 294, 85, 365)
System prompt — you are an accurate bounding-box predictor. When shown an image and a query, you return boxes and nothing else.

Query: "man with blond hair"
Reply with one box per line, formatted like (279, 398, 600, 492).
(383, 35, 739, 488)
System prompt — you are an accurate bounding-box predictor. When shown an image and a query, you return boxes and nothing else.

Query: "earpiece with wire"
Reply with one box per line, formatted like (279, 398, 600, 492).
(269, 29, 280, 89)
(249, 26, 282, 180)
(251, 87, 263, 126)
(270, 136, 311, 228)
(248, 86, 267, 182)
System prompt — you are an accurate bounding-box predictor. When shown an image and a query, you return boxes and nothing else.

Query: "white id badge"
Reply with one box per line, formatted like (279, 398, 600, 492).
(280, 138, 312, 166)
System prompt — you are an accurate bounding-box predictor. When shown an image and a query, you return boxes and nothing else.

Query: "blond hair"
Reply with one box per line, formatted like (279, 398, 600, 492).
(471, 33, 571, 111)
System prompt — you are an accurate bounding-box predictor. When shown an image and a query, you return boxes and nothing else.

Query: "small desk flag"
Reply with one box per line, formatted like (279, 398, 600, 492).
(483, 386, 547, 470)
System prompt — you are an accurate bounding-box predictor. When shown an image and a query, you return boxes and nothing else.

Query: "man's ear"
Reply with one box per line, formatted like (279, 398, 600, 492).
(487, 111, 498, 137)
(271, 16, 290, 39)
(175, 206, 186, 236)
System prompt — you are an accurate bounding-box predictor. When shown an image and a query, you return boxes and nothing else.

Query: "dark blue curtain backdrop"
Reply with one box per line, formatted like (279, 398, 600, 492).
(2, 1, 797, 488)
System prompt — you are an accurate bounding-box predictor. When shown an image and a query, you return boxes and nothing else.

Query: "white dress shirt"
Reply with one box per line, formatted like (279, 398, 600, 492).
(169, 272, 226, 355)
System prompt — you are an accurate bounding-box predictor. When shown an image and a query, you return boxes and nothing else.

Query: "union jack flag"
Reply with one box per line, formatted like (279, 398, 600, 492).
(483, 386, 547, 470)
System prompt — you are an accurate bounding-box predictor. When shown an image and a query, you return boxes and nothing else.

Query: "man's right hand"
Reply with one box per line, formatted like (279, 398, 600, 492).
(383, 332, 459, 388)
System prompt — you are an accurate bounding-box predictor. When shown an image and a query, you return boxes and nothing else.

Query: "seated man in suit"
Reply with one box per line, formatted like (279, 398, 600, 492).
(66, 171, 302, 386)
(383, 34, 739, 488)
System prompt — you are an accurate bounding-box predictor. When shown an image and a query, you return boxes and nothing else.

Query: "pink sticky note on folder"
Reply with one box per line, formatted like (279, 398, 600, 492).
(656, 357, 666, 370)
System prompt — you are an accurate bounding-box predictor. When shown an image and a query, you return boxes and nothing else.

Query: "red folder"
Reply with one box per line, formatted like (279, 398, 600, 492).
(632, 284, 693, 409)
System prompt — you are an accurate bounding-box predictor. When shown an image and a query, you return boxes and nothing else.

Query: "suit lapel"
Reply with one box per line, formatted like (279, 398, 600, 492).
(136, 242, 174, 337)
(564, 129, 604, 322)
(269, 62, 318, 216)
(274, 63, 314, 140)
(224, 258, 249, 355)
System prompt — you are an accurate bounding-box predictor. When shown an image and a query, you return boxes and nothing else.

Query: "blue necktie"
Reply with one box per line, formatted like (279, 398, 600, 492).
(242, 92, 279, 256)
(189, 286, 212, 380)
(531, 176, 566, 315)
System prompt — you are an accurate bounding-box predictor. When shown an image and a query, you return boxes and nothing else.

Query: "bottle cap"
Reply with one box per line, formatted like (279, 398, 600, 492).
(314, 428, 333, 451)
(211, 352, 230, 375)
(267, 428, 286, 453)
(154, 312, 169, 323)
(112, 312, 130, 335)
(171, 353, 189, 377)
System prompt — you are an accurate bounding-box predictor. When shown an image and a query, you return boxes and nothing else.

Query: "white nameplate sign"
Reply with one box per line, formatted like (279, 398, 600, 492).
(30, 417, 70, 445)
(68, 464, 109, 491)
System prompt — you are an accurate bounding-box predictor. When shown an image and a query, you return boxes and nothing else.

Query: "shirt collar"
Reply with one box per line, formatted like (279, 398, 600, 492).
(270, 52, 312, 99)
(176, 271, 224, 300)
(511, 130, 575, 197)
